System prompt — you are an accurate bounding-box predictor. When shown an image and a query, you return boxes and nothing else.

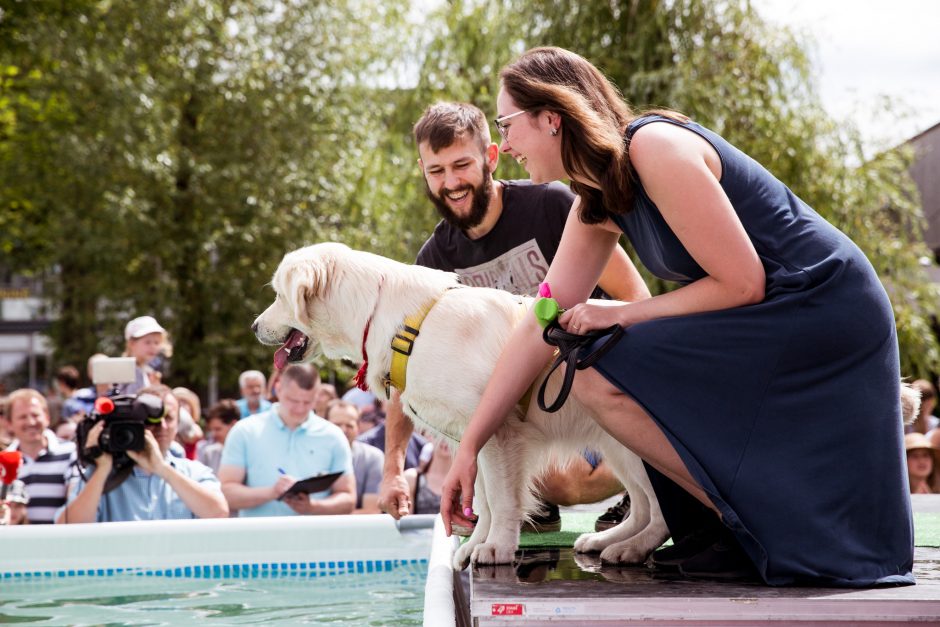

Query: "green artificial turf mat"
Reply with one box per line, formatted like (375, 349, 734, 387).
(515, 512, 940, 549)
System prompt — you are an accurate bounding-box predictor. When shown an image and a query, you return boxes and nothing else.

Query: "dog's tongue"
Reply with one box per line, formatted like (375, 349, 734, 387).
(274, 329, 306, 370)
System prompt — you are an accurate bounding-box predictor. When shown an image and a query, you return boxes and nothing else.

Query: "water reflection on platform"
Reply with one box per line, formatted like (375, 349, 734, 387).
(471, 547, 940, 624)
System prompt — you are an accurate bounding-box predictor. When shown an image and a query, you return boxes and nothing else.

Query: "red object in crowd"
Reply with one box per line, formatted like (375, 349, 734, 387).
(95, 397, 115, 415)
(0, 450, 21, 485)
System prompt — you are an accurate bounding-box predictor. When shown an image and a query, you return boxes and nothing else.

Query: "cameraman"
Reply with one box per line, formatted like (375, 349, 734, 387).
(56, 385, 228, 523)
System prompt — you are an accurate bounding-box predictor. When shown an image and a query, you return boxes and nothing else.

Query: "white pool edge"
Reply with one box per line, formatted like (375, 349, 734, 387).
(423, 515, 459, 627)
(0, 515, 430, 576)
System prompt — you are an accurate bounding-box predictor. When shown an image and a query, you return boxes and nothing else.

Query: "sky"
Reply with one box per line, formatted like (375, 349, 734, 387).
(752, 0, 940, 147)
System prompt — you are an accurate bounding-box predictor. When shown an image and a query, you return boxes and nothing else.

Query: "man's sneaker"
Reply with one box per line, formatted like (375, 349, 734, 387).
(521, 500, 562, 533)
(594, 493, 631, 531)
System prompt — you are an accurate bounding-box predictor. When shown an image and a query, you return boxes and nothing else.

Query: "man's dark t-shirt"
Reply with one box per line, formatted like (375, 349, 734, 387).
(415, 180, 574, 297)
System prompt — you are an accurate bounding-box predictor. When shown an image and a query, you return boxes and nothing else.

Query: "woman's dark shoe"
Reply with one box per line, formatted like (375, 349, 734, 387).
(677, 532, 760, 582)
(649, 525, 721, 570)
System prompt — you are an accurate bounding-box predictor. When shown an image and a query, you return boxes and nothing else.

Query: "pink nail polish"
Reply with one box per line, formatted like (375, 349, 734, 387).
(464, 507, 473, 517)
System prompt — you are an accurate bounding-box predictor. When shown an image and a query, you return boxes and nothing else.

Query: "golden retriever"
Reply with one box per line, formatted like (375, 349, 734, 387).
(252, 242, 670, 568)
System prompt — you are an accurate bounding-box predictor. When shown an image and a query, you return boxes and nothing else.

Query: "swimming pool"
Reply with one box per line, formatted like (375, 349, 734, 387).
(0, 514, 458, 626)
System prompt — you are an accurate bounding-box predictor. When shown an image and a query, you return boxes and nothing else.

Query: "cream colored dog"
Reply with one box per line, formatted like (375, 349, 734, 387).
(252, 242, 669, 569)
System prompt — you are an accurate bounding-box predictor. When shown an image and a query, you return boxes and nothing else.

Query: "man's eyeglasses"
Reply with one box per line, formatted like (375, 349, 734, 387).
(494, 110, 527, 141)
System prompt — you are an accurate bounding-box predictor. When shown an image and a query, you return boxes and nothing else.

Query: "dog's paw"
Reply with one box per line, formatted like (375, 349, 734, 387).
(470, 542, 517, 565)
(574, 530, 611, 554)
(598, 540, 651, 565)
(453, 543, 474, 570)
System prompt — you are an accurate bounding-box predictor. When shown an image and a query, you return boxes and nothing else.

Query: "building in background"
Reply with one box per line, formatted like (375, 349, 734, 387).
(910, 121, 940, 270)
(0, 274, 52, 394)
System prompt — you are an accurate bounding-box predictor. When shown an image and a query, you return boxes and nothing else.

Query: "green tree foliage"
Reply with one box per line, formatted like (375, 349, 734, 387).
(1, 0, 936, 398)
(0, 0, 411, 395)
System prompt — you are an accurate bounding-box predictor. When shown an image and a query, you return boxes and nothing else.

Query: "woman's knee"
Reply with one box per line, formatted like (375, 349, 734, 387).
(571, 368, 638, 416)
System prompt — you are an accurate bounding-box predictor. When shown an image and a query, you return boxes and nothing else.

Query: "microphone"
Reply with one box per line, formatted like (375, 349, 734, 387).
(0, 450, 22, 501)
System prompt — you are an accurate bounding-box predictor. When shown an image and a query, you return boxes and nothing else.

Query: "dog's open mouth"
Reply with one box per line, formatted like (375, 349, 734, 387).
(273, 328, 310, 369)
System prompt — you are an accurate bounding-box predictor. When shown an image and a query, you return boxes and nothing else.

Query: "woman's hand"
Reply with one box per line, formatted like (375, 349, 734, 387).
(558, 300, 630, 334)
(439, 445, 479, 537)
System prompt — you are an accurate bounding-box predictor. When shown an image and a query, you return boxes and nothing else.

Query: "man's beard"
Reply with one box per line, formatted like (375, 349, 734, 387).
(424, 165, 493, 232)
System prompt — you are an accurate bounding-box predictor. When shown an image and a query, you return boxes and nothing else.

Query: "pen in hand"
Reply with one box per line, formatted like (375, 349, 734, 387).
(276, 468, 290, 501)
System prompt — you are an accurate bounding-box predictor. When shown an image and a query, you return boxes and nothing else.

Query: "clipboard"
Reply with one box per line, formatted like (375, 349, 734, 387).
(278, 471, 343, 500)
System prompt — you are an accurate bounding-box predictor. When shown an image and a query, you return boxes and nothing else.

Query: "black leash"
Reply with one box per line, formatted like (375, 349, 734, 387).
(537, 321, 624, 413)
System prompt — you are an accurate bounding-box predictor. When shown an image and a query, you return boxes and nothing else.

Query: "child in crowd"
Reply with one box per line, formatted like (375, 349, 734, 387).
(0, 479, 29, 525)
(119, 316, 167, 395)
(906, 433, 940, 494)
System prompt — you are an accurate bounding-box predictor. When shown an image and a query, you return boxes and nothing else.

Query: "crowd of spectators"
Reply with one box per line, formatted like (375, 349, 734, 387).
(1, 315, 447, 526)
(3, 312, 939, 527)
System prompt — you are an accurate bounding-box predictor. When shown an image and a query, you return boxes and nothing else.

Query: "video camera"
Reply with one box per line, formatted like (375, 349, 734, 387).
(75, 357, 165, 468)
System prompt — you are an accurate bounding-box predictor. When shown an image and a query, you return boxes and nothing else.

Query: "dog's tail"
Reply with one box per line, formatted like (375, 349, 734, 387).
(900, 381, 922, 426)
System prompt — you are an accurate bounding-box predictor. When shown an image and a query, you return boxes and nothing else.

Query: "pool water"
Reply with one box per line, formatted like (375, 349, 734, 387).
(0, 562, 428, 626)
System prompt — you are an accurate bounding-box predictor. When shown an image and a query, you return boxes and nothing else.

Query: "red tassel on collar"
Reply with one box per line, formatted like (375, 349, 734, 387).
(353, 319, 371, 391)
(353, 277, 383, 392)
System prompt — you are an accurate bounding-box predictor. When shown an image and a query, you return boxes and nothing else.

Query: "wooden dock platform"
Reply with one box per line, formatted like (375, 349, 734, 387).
(466, 495, 940, 625)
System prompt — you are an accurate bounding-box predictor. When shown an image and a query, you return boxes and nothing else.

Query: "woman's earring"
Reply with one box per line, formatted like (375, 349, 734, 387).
(550, 128, 558, 136)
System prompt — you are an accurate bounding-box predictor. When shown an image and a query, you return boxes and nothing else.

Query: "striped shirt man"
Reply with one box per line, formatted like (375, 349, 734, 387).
(6, 429, 76, 524)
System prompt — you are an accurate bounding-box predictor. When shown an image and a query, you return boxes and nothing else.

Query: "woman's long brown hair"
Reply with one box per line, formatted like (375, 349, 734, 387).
(500, 47, 685, 224)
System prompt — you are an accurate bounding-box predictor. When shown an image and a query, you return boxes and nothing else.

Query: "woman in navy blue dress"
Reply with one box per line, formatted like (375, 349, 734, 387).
(440, 46, 913, 587)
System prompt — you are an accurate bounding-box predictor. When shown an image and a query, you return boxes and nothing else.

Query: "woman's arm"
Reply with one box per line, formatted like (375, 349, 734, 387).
(596, 237, 650, 302)
(559, 123, 765, 334)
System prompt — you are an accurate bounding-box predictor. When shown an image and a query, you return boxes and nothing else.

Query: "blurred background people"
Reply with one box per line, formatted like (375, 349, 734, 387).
(906, 432, 940, 494)
(55, 365, 95, 420)
(199, 399, 240, 475)
(326, 399, 383, 514)
(118, 316, 167, 395)
(0, 479, 30, 525)
(907, 379, 938, 435)
(404, 439, 453, 515)
(219, 364, 354, 517)
(237, 370, 272, 418)
(314, 383, 338, 418)
(2, 389, 77, 524)
(172, 386, 205, 459)
(57, 384, 228, 523)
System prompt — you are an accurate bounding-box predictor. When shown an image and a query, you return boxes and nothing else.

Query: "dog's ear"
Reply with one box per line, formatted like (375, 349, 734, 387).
(283, 256, 335, 326)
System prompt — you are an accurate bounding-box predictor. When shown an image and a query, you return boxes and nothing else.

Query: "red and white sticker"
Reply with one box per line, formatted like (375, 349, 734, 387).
(491, 603, 525, 616)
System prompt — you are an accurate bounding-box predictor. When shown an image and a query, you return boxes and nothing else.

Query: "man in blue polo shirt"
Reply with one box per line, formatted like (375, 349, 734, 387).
(218, 364, 354, 517)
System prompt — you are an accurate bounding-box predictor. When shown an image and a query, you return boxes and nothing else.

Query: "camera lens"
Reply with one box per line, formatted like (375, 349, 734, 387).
(112, 428, 137, 450)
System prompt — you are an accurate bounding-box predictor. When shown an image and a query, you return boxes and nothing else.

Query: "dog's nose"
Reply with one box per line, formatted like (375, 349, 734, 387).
(250, 320, 259, 334)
